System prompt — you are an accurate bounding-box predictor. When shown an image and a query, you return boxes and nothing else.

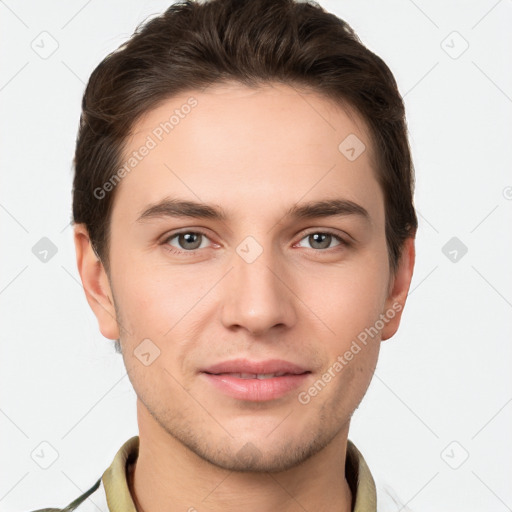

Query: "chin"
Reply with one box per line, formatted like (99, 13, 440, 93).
(178, 429, 332, 473)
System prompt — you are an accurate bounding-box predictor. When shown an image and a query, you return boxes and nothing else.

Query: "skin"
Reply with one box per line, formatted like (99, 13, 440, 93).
(74, 81, 415, 512)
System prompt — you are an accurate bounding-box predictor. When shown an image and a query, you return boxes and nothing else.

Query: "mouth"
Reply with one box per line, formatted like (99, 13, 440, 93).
(204, 372, 304, 379)
(200, 359, 312, 401)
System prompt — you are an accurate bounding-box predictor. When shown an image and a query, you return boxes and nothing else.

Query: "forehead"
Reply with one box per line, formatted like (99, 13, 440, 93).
(111, 82, 382, 225)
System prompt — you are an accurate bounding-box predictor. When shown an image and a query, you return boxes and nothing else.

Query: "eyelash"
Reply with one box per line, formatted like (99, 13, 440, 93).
(161, 229, 349, 256)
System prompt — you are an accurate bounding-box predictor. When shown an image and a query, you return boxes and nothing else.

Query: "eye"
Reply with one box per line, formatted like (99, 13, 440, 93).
(161, 229, 348, 256)
(163, 231, 212, 254)
(296, 231, 346, 250)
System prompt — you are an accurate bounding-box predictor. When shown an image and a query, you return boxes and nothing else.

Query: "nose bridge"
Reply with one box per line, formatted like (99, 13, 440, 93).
(220, 238, 297, 335)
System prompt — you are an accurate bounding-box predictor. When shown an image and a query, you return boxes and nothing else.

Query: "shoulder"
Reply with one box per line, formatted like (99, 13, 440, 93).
(27, 436, 139, 512)
(375, 477, 415, 512)
(346, 440, 414, 512)
(28, 477, 108, 512)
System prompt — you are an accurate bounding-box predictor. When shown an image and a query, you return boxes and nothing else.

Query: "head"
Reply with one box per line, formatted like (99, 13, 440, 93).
(73, 0, 416, 473)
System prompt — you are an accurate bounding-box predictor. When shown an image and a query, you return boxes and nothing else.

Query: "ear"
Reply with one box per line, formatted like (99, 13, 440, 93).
(73, 224, 120, 340)
(381, 237, 415, 341)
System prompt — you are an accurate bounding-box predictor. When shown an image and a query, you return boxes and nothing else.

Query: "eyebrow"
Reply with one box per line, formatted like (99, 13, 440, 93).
(136, 197, 370, 223)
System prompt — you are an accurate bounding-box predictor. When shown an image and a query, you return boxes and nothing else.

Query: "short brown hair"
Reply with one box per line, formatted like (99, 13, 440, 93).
(72, 0, 417, 274)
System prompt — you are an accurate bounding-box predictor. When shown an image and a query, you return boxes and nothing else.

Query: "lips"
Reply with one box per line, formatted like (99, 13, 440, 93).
(201, 358, 311, 401)
(202, 358, 310, 376)
(218, 372, 290, 379)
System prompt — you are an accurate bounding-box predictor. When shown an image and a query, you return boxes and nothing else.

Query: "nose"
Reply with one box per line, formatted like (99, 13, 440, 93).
(219, 243, 298, 336)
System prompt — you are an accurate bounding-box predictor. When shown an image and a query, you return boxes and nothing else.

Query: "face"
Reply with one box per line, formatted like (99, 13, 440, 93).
(76, 82, 414, 472)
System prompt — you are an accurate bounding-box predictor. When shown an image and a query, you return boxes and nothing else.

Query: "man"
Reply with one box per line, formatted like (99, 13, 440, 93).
(33, 0, 417, 510)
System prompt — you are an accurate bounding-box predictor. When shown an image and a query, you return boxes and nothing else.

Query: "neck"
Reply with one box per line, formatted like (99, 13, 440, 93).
(129, 404, 353, 512)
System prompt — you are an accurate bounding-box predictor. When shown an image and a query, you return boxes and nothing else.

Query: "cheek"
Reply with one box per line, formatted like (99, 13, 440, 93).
(307, 260, 389, 337)
(110, 250, 213, 339)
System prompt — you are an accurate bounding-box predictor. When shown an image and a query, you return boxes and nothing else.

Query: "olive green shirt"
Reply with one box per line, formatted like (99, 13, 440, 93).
(31, 436, 377, 512)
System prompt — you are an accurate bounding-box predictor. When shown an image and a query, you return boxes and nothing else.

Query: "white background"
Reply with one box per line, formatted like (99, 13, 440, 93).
(1, 1, 511, 511)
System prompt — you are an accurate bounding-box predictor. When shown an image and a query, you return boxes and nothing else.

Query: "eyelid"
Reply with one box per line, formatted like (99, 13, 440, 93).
(295, 227, 351, 246)
(161, 226, 212, 239)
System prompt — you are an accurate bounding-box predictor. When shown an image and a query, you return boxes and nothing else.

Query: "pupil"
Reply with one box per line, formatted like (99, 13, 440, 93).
(311, 233, 330, 249)
(180, 232, 201, 249)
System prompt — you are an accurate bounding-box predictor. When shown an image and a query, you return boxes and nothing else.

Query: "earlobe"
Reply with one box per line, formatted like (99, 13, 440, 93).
(381, 237, 416, 341)
(73, 224, 120, 340)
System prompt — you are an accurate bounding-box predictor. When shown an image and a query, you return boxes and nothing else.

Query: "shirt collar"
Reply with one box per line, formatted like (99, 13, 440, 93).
(102, 435, 376, 512)
(346, 439, 378, 512)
